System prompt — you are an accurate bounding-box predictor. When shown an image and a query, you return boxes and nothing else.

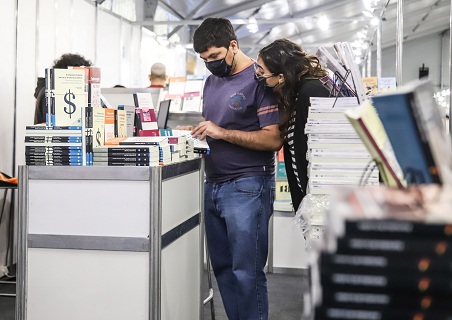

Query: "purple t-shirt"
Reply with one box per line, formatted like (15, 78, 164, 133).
(202, 62, 279, 182)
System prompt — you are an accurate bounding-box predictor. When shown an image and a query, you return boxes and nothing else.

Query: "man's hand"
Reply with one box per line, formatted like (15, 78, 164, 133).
(191, 121, 225, 140)
(191, 121, 283, 152)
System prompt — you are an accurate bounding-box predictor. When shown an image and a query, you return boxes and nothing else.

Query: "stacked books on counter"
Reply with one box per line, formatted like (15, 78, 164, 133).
(25, 125, 85, 166)
(312, 185, 452, 320)
(301, 97, 379, 243)
(97, 136, 170, 166)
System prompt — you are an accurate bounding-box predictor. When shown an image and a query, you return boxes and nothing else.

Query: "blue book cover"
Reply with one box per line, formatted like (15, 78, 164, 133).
(371, 93, 438, 184)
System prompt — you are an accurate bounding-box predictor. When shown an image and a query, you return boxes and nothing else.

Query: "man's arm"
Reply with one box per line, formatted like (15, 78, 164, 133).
(191, 121, 283, 151)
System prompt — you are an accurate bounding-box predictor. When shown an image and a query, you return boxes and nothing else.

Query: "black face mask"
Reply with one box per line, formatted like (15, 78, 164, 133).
(205, 50, 234, 78)
(254, 73, 278, 88)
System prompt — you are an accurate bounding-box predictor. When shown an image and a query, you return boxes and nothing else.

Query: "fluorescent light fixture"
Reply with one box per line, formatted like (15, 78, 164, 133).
(362, 10, 374, 18)
(371, 17, 380, 26)
(247, 17, 259, 33)
(318, 15, 330, 31)
(357, 31, 367, 39)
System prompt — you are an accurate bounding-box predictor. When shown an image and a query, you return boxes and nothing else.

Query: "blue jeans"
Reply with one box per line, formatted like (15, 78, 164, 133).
(204, 175, 275, 320)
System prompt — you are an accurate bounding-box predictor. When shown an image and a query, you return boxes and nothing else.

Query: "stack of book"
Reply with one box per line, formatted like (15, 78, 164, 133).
(306, 97, 379, 195)
(313, 185, 452, 319)
(167, 135, 187, 163)
(25, 66, 102, 166)
(25, 125, 84, 166)
(303, 97, 379, 244)
(93, 145, 160, 166)
(100, 136, 171, 166)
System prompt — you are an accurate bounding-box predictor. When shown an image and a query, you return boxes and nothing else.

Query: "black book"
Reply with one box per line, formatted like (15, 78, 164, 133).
(93, 151, 150, 157)
(320, 252, 452, 275)
(335, 237, 452, 257)
(93, 162, 150, 166)
(92, 156, 152, 162)
(344, 219, 452, 240)
(320, 270, 452, 294)
(314, 305, 452, 320)
(320, 290, 452, 313)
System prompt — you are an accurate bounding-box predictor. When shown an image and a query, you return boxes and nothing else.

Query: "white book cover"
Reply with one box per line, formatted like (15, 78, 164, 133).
(51, 68, 88, 127)
(133, 92, 154, 110)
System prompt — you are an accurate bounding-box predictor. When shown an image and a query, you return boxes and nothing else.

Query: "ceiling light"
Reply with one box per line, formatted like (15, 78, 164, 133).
(357, 31, 367, 39)
(247, 17, 259, 33)
(362, 10, 374, 18)
(371, 17, 380, 26)
(318, 16, 330, 31)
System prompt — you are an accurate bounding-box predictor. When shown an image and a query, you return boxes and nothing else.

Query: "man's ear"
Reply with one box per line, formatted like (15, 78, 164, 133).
(230, 40, 239, 53)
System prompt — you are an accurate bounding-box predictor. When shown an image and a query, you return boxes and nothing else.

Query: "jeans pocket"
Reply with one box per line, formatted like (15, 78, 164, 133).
(233, 176, 263, 195)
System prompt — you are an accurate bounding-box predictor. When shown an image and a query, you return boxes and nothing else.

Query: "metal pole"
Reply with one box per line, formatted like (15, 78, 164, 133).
(396, 0, 404, 86)
(376, 21, 382, 79)
(367, 47, 372, 77)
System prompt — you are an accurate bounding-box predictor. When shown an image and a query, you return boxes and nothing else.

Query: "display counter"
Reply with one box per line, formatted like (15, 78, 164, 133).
(16, 159, 204, 320)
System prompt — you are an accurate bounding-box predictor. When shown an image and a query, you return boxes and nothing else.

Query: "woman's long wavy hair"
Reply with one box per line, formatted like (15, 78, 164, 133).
(258, 39, 328, 138)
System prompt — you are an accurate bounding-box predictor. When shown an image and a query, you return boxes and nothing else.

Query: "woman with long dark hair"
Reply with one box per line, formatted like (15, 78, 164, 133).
(256, 38, 330, 211)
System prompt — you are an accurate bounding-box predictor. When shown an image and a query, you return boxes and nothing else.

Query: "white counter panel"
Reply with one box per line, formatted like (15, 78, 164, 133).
(28, 179, 151, 237)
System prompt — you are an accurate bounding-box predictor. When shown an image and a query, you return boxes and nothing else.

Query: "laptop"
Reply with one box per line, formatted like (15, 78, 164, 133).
(157, 100, 171, 129)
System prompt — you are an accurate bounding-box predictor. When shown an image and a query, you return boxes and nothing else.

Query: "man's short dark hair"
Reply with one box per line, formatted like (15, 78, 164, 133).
(53, 53, 92, 68)
(193, 17, 237, 54)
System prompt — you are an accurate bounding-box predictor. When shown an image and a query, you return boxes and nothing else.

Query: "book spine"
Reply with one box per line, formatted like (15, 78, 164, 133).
(355, 117, 404, 188)
(407, 93, 441, 184)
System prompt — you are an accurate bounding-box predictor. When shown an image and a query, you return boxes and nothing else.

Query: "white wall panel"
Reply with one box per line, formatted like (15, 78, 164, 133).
(37, 0, 57, 77)
(96, 10, 122, 87)
(16, 1, 38, 167)
(54, 0, 73, 56)
(72, 0, 96, 64)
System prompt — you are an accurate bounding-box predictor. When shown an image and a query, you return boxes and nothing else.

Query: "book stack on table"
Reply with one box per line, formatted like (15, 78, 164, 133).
(25, 125, 84, 166)
(93, 136, 168, 166)
(312, 185, 452, 320)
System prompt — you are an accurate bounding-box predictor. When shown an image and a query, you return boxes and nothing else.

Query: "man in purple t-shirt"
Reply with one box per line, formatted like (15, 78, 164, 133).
(191, 17, 283, 320)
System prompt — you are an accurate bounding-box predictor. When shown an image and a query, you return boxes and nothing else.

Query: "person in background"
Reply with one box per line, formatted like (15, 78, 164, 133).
(148, 62, 168, 88)
(190, 17, 282, 320)
(256, 38, 330, 212)
(34, 53, 92, 124)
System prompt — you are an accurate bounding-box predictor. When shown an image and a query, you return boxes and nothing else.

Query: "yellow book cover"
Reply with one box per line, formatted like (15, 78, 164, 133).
(362, 77, 379, 96)
(92, 108, 105, 148)
(344, 100, 406, 188)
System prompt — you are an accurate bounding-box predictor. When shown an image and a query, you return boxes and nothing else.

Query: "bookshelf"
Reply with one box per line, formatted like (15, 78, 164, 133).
(16, 159, 204, 320)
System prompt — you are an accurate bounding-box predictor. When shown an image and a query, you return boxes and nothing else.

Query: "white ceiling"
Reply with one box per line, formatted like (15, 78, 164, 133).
(110, 0, 451, 60)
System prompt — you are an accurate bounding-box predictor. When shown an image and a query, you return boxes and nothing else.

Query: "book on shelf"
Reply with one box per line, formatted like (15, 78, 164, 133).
(72, 66, 101, 108)
(371, 79, 452, 185)
(103, 108, 116, 143)
(171, 129, 210, 154)
(344, 100, 406, 188)
(117, 104, 135, 137)
(362, 76, 379, 96)
(118, 136, 168, 146)
(45, 68, 88, 127)
(332, 42, 367, 104)
(135, 107, 159, 136)
(93, 145, 159, 153)
(378, 77, 397, 93)
(116, 109, 128, 138)
(316, 46, 356, 96)
(92, 107, 105, 148)
(133, 92, 154, 110)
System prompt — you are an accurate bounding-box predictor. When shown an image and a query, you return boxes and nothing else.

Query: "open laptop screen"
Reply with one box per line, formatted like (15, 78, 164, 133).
(157, 100, 171, 129)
